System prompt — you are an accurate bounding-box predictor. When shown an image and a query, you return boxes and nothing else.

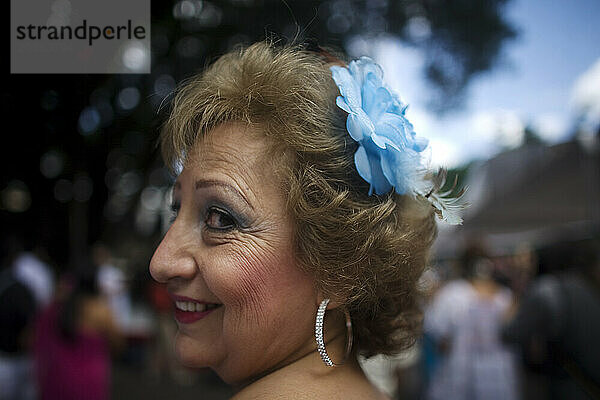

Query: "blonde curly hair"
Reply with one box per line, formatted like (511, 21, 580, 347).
(160, 41, 437, 357)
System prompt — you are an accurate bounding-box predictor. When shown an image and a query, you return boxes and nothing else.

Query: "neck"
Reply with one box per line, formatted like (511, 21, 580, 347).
(233, 335, 362, 395)
(233, 310, 351, 393)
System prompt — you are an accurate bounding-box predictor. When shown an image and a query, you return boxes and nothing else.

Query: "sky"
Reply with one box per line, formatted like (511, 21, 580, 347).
(359, 0, 600, 168)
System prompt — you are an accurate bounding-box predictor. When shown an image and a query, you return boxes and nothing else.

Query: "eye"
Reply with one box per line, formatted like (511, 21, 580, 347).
(169, 202, 180, 223)
(205, 207, 237, 231)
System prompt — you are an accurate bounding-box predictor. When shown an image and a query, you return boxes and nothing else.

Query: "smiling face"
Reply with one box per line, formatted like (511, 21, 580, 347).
(149, 122, 319, 384)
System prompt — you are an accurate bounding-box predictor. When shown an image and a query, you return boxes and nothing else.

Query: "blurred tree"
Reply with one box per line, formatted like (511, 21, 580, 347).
(151, 0, 516, 111)
(1, 0, 517, 268)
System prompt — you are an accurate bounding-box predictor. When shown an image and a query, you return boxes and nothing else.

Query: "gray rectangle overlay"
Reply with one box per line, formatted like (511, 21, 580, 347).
(11, 0, 151, 74)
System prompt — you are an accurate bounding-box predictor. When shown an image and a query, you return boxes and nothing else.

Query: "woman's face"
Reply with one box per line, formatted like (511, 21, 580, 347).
(150, 122, 318, 384)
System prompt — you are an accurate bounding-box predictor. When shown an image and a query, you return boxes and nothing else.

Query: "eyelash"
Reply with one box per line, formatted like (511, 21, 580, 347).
(169, 203, 238, 232)
(204, 206, 237, 232)
(169, 203, 179, 224)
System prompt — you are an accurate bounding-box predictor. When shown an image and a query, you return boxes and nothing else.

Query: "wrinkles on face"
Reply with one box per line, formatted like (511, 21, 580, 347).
(222, 237, 289, 329)
(151, 122, 317, 383)
(195, 183, 296, 330)
(187, 129, 268, 210)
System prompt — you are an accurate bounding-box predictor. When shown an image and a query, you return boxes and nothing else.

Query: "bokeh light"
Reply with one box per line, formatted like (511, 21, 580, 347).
(40, 90, 60, 111)
(116, 87, 141, 113)
(172, 0, 198, 20)
(1, 180, 32, 213)
(40, 150, 64, 179)
(117, 171, 143, 197)
(122, 41, 150, 73)
(77, 106, 101, 135)
(53, 179, 73, 203)
(72, 174, 93, 202)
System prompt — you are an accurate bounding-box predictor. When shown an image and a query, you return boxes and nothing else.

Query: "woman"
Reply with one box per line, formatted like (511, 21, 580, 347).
(150, 41, 461, 398)
(35, 263, 122, 400)
(424, 246, 518, 400)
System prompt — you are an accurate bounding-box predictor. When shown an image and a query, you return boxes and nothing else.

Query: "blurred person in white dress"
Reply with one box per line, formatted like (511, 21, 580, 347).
(425, 245, 519, 400)
(12, 246, 54, 308)
(92, 243, 131, 331)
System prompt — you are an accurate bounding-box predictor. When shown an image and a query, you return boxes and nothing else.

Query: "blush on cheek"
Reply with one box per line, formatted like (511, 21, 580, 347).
(217, 243, 311, 337)
(223, 249, 282, 329)
(213, 248, 315, 383)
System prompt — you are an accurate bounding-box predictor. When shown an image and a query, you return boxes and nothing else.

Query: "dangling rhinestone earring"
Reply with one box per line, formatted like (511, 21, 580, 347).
(315, 298, 353, 367)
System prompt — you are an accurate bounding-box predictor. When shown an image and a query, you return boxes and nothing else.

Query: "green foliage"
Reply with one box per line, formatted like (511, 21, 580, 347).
(152, 0, 517, 111)
(1, 0, 518, 263)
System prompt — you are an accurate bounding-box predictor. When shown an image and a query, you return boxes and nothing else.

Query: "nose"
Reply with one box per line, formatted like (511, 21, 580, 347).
(149, 222, 198, 283)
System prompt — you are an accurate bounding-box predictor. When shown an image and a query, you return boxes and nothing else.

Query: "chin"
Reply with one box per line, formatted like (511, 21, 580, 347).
(174, 330, 218, 369)
(208, 348, 261, 386)
(173, 331, 256, 385)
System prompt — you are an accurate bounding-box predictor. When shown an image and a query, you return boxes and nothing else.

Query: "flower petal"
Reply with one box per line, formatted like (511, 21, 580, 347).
(379, 151, 402, 194)
(352, 57, 383, 85)
(413, 136, 429, 152)
(380, 146, 424, 195)
(377, 113, 429, 153)
(331, 66, 362, 111)
(347, 113, 366, 142)
(336, 96, 352, 114)
(370, 132, 399, 150)
(369, 86, 393, 121)
(363, 141, 393, 195)
(354, 145, 372, 184)
(362, 73, 378, 116)
(388, 91, 408, 115)
(355, 144, 393, 195)
(370, 159, 393, 195)
(362, 78, 392, 121)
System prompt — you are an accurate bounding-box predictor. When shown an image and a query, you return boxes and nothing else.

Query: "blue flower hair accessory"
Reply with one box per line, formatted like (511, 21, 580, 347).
(330, 57, 464, 224)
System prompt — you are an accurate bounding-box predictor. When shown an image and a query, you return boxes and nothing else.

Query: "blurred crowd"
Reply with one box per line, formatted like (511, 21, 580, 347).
(361, 237, 600, 400)
(1, 233, 599, 400)
(0, 235, 224, 400)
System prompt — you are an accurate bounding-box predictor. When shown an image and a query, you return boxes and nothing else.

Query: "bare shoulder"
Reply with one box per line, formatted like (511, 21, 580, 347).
(232, 384, 386, 400)
(231, 365, 388, 400)
(236, 391, 385, 399)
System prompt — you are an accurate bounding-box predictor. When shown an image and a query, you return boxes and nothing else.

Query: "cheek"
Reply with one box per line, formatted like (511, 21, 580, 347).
(208, 240, 317, 382)
(210, 240, 312, 331)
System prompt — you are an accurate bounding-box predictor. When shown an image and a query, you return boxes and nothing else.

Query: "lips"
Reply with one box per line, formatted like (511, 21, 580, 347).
(171, 294, 222, 324)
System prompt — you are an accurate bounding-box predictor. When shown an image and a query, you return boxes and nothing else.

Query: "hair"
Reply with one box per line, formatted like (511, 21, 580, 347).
(459, 240, 492, 280)
(160, 41, 438, 357)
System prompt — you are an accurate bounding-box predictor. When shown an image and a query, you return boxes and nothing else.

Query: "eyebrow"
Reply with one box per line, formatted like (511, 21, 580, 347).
(194, 179, 254, 210)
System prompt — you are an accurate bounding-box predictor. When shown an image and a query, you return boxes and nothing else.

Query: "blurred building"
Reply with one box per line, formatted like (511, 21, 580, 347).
(434, 135, 600, 259)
